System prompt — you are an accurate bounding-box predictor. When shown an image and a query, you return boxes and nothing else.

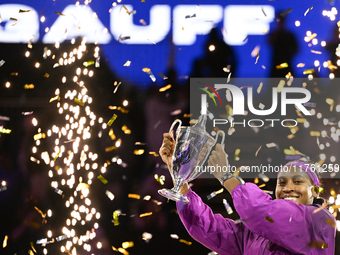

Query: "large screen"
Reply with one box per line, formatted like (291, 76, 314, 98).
(0, 0, 337, 87)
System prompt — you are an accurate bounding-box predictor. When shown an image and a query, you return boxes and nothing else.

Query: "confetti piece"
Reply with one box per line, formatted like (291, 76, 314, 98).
(128, 194, 141, 199)
(55, 235, 68, 242)
(303, 102, 316, 107)
(262, 190, 273, 194)
(309, 241, 328, 249)
(251, 46, 260, 57)
(142, 67, 156, 82)
(3, 235, 8, 248)
(34, 206, 46, 218)
(19, 9, 30, 13)
(276, 63, 288, 69)
(258, 183, 266, 188)
(258, 103, 265, 110)
(223, 199, 233, 214)
(179, 239, 192, 245)
(305, 33, 317, 42)
(159, 84, 172, 92)
(338, 21, 340, 27)
(311, 50, 322, 54)
(113, 210, 120, 226)
(107, 114, 118, 126)
(122, 125, 131, 135)
(257, 82, 263, 94)
(53, 151, 60, 161)
(30, 242, 36, 252)
(158, 72, 168, 79)
(98, 175, 108, 184)
(0, 116, 9, 121)
(122, 241, 134, 249)
(0, 127, 11, 134)
(139, 212, 152, 217)
(108, 129, 116, 140)
(154, 174, 165, 185)
(255, 145, 262, 156)
(74, 98, 85, 106)
(10, 17, 18, 21)
(185, 14, 196, 19)
(119, 36, 131, 41)
(265, 216, 274, 223)
(33, 133, 45, 141)
(55, 11, 66, 16)
(287, 134, 295, 139)
(22, 111, 33, 115)
(95, 57, 100, 68)
(149, 151, 159, 157)
(280, 8, 292, 17)
(0, 60, 5, 67)
(122, 5, 136, 15)
(170, 234, 179, 239)
(325, 218, 335, 228)
(304, 6, 313, 16)
(123, 61, 131, 66)
(77, 183, 90, 190)
(28, 250, 34, 255)
(142, 232, 152, 242)
(255, 52, 259, 64)
(261, 7, 267, 16)
(55, 188, 63, 195)
(234, 149, 240, 161)
(105, 146, 117, 152)
(171, 109, 182, 116)
(49, 95, 60, 103)
(310, 131, 320, 137)
(266, 143, 276, 148)
(133, 149, 144, 155)
(23, 84, 34, 89)
(83, 60, 95, 67)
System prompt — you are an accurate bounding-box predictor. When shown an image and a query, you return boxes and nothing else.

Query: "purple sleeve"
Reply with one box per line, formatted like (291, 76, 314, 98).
(232, 183, 336, 254)
(176, 189, 244, 255)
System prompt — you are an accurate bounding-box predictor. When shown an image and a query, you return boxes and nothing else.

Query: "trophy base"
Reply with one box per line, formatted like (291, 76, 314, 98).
(158, 188, 190, 203)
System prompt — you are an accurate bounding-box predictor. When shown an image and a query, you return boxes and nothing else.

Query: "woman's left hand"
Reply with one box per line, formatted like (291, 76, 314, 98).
(208, 143, 229, 181)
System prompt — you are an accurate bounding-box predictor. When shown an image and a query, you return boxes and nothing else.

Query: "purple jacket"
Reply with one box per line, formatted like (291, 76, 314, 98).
(177, 183, 336, 255)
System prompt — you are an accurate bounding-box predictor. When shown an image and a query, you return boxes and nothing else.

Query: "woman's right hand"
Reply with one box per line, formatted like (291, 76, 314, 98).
(159, 133, 175, 170)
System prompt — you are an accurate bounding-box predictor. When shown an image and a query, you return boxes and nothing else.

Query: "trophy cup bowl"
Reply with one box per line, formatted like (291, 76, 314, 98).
(158, 117, 225, 203)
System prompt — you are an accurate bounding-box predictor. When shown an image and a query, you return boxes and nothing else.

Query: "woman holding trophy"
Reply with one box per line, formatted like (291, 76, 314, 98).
(159, 133, 336, 255)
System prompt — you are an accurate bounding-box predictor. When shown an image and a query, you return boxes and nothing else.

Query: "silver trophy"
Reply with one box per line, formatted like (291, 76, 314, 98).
(158, 114, 225, 203)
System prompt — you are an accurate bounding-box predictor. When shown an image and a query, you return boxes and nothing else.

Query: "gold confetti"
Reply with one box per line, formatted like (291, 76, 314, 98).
(123, 61, 131, 66)
(215, 188, 224, 194)
(105, 146, 117, 152)
(234, 149, 240, 161)
(108, 129, 116, 140)
(285, 72, 292, 79)
(118, 248, 129, 255)
(310, 131, 320, 137)
(10, 72, 18, 76)
(74, 98, 85, 106)
(149, 151, 159, 157)
(33, 133, 45, 141)
(122, 241, 134, 249)
(53, 151, 60, 161)
(121, 125, 131, 134)
(77, 183, 90, 190)
(276, 63, 288, 69)
(24, 84, 34, 89)
(297, 63, 305, 67)
(154, 174, 165, 185)
(159, 84, 172, 92)
(304, 6, 313, 16)
(326, 98, 334, 111)
(139, 212, 152, 217)
(0, 127, 12, 134)
(128, 194, 141, 199)
(55, 11, 66, 16)
(303, 69, 314, 74)
(277, 80, 285, 93)
(179, 239, 192, 245)
(49, 95, 60, 103)
(83, 60, 95, 67)
(257, 82, 263, 94)
(3, 235, 8, 248)
(113, 210, 120, 226)
(106, 190, 115, 200)
(44, 73, 50, 78)
(254, 177, 259, 184)
(255, 52, 259, 64)
(305, 33, 317, 42)
(134, 149, 144, 155)
(258, 183, 266, 188)
(309, 241, 328, 249)
(255, 145, 262, 156)
(287, 134, 295, 139)
(107, 114, 118, 126)
(296, 118, 307, 123)
(265, 216, 274, 223)
(10, 17, 18, 21)
(28, 250, 34, 255)
(34, 206, 46, 218)
(30, 242, 37, 253)
(337, 20, 340, 27)
(98, 175, 108, 184)
(311, 50, 322, 54)
(19, 9, 30, 13)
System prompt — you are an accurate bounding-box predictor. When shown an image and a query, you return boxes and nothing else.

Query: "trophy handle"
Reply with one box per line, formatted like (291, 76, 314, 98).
(168, 119, 182, 137)
(215, 130, 225, 146)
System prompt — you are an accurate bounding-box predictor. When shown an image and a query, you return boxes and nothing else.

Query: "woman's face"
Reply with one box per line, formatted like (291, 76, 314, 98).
(275, 165, 317, 205)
